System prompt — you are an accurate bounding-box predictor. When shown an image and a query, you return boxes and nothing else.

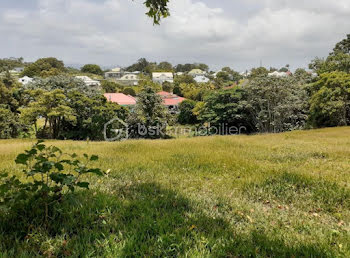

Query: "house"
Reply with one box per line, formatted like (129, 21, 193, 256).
(75, 76, 101, 87)
(115, 73, 139, 86)
(194, 75, 209, 83)
(152, 72, 174, 84)
(188, 69, 206, 77)
(104, 93, 137, 106)
(105, 67, 123, 79)
(18, 76, 33, 85)
(157, 91, 185, 114)
(240, 71, 251, 78)
(175, 72, 184, 76)
(268, 71, 291, 77)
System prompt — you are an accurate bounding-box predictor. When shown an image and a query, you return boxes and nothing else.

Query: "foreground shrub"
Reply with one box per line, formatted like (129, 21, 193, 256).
(0, 141, 104, 230)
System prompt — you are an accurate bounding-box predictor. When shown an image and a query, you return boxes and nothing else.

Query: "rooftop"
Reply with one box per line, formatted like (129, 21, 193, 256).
(104, 93, 137, 106)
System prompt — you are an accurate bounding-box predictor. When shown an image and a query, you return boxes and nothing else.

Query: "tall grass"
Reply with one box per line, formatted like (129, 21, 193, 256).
(0, 127, 350, 257)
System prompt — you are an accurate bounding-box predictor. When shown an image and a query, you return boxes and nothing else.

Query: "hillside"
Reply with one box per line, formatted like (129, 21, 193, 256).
(0, 127, 349, 257)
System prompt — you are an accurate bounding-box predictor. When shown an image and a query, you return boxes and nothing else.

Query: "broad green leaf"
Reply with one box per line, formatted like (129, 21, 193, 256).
(90, 155, 99, 161)
(15, 154, 29, 165)
(77, 182, 90, 189)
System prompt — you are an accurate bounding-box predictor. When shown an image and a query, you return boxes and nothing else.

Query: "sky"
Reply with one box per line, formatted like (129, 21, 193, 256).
(0, 0, 349, 71)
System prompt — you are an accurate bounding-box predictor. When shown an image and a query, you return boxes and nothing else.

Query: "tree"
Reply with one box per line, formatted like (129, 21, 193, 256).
(21, 57, 65, 77)
(127, 86, 168, 139)
(221, 67, 242, 82)
(23, 75, 100, 97)
(310, 34, 350, 74)
(279, 67, 289, 72)
(157, 61, 173, 71)
(0, 57, 25, 73)
(101, 80, 123, 93)
(126, 58, 150, 73)
(123, 87, 136, 96)
(0, 106, 21, 139)
(245, 76, 309, 133)
(0, 78, 24, 138)
(249, 67, 269, 78)
(179, 82, 213, 101)
(162, 81, 173, 93)
(294, 68, 313, 83)
(332, 34, 350, 55)
(81, 64, 103, 75)
(61, 92, 128, 140)
(199, 88, 252, 134)
(20, 89, 76, 139)
(178, 100, 198, 125)
(308, 72, 350, 128)
(309, 54, 350, 74)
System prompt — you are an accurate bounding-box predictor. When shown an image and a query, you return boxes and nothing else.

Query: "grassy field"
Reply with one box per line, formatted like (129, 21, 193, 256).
(0, 127, 350, 257)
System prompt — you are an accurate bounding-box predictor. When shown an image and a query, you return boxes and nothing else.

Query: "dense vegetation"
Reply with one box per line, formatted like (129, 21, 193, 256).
(0, 34, 350, 141)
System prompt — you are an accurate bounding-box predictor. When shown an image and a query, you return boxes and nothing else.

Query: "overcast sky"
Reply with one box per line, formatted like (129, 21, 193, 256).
(0, 0, 349, 71)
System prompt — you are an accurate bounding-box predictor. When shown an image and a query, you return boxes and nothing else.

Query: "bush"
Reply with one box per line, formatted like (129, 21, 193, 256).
(0, 141, 104, 228)
(178, 100, 198, 125)
(123, 87, 136, 96)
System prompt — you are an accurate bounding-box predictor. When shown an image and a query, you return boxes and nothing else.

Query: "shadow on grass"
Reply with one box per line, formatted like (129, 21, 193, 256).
(0, 182, 334, 257)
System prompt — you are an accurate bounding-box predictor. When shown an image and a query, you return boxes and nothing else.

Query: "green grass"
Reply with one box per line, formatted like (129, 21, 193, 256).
(0, 127, 350, 257)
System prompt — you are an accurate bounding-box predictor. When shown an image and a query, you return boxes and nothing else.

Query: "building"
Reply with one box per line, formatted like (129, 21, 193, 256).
(268, 71, 291, 77)
(194, 75, 210, 83)
(188, 69, 206, 77)
(152, 72, 174, 84)
(18, 76, 33, 85)
(75, 76, 101, 87)
(104, 93, 137, 106)
(105, 67, 123, 79)
(116, 73, 139, 86)
(157, 91, 185, 114)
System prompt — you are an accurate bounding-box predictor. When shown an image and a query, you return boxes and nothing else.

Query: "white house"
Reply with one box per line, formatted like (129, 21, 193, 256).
(116, 73, 139, 86)
(194, 75, 210, 83)
(268, 71, 290, 77)
(152, 72, 174, 84)
(18, 76, 33, 85)
(75, 76, 101, 87)
(105, 67, 123, 79)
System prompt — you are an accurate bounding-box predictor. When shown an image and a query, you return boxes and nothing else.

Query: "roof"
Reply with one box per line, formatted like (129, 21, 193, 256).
(157, 91, 173, 97)
(104, 93, 137, 106)
(163, 97, 186, 106)
(157, 92, 186, 106)
(152, 72, 174, 79)
(111, 67, 121, 72)
(189, 69, 205, 75)
(194, 75, 209, 83)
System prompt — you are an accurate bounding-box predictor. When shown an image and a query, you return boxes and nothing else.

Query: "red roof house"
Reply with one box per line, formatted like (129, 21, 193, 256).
(104, 93, 136, 106)
(157, 92, 186, 106)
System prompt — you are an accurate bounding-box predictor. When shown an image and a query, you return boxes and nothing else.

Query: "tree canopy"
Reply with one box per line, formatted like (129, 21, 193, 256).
(81, 64, 103, 75)
(21, 57, 66, 77)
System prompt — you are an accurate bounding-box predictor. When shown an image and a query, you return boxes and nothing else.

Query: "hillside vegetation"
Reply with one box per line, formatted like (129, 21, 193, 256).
(0, 127, 350, 257)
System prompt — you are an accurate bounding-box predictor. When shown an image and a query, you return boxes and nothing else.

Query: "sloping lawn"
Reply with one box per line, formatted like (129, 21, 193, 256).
(0, 127, 349, 257)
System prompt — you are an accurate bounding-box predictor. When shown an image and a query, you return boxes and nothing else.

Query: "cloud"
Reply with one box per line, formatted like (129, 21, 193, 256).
(0, 0, 348, 70)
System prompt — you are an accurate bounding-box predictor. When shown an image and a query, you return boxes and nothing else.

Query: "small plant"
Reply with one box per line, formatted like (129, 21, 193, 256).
(0, 140, 104, 226)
